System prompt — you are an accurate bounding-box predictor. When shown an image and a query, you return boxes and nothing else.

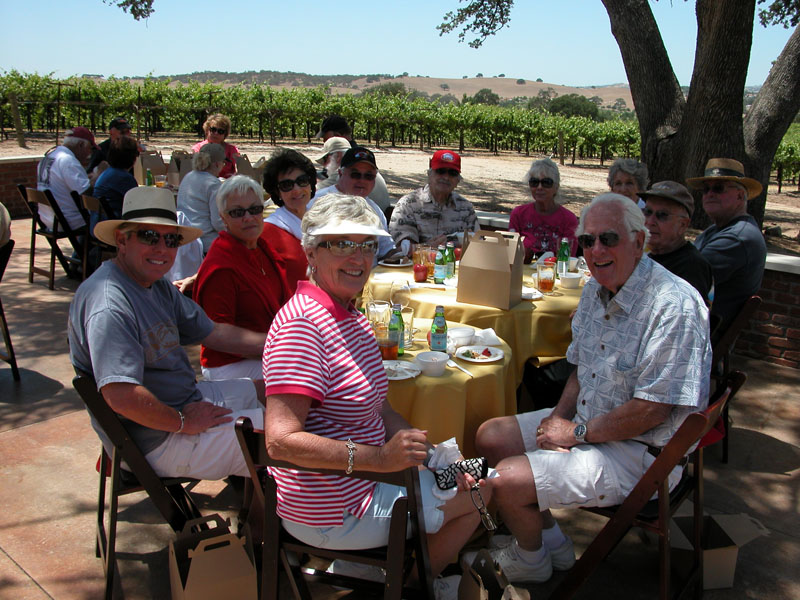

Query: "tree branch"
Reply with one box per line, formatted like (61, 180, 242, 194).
(437, 0, 514, 48)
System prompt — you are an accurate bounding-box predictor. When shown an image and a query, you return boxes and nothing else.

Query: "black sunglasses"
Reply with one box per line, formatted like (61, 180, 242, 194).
(318, 239, 378, 256)
(135, 229, 183, 248)
(702, 182, 735, 195)
(435, 168, 460, 177)
(277, 174, 312, 193)
(577, 231, 621, 250)
(643, 208, 684, 222)
(346, 170, 377, 181)
(209, 126, 227, 135)
(227, 204, 264, 218)
(529, 177, 555, 189)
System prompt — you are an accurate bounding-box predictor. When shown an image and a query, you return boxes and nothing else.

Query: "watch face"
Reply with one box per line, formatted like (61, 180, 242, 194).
(574, 424, 586, 440)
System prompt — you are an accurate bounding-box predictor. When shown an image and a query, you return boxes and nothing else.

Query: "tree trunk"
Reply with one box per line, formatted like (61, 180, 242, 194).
(8, 92, 27, 148)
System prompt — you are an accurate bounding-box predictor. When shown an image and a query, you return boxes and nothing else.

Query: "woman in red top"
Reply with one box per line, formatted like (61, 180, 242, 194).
(191, 113, 240, 179)
(194, 175, 291, 380)
(260, 148, 315, 292)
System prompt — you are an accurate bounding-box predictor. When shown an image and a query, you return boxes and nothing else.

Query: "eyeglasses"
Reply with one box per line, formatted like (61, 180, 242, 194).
(209, 126, 227, 135)
(345, 170, 377, 181)
(135, 229, 183, 248)
(702, 182, 735, 195)
(435, 168, 460, 177)
(529, 177, 555, 189)
(318, 239, 378, 256)
(577, 231, 621, 250)
(226, 204, 264, 218)
(276, 174, 312, 192)
(643, 208, 684, 222)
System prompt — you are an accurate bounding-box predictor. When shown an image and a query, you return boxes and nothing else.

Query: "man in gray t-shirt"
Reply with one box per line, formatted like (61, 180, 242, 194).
(69, 187, 267, 480)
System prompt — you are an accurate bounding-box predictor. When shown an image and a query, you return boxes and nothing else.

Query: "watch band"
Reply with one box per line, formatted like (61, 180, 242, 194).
(175, 410, 185, 434)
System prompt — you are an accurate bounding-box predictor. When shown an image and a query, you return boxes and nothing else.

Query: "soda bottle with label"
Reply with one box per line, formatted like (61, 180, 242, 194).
(445, 242, 456, 279)
(145, 168, 154, 186)
(389, 303, 404, 356)
(557, 237, 570, 278)
(430, 305, 447, 352)
(433, 245, 446, 284)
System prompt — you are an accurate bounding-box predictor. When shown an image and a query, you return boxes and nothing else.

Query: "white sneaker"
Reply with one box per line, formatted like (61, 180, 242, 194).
(325, 559, 385, 583)
(463, 542, 553, 584)
(433, 574, 461, 600)
(491, 534, 575, 571)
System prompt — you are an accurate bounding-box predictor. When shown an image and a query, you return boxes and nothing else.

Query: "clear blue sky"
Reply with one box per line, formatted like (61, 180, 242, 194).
(0, 0, 793, 87)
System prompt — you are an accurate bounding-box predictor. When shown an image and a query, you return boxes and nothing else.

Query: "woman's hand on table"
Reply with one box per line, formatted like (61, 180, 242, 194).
(535, 414, 575, 452)
(378, 428, 429, 471)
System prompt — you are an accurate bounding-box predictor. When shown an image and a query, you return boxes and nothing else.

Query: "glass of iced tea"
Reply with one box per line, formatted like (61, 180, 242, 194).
(537, 262, 556, 294)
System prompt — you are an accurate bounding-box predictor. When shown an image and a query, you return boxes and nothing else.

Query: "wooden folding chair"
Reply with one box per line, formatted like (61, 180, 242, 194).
(73, 192, 118, 266)
(0, 239, 20, 380)
(711, 296, 761, 462)
(234, 416, 434, 600)
(550, 371, 747, 600)
(17, 185, 88, 289)
(72, 374, 204, 600)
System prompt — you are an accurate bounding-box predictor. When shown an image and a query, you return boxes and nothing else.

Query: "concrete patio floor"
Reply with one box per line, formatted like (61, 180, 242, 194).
(0, 223, 798, 599)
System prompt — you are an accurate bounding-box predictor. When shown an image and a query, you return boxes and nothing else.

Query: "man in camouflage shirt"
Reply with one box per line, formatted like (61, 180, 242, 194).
(389, 150, 478, 256)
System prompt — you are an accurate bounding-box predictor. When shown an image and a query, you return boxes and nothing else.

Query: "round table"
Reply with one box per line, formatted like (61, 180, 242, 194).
(368, 265, 582, 385)
(386, 319, 516, 459)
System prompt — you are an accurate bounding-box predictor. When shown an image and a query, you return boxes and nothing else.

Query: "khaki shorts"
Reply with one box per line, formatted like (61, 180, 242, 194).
(516, 409, 681, 511)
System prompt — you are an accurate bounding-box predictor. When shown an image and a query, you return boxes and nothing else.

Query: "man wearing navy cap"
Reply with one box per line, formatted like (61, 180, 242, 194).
(389, 149, 478, 256)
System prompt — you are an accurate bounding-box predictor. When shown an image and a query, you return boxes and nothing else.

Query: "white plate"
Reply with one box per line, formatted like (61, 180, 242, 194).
(455, 345, 504, 363)
(378, 259, 413, 268)
(383, 360, 422, 380)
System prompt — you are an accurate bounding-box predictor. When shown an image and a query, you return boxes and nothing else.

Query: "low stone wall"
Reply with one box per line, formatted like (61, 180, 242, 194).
(736, 256, 800, 369)
(0, 156, 42, 217)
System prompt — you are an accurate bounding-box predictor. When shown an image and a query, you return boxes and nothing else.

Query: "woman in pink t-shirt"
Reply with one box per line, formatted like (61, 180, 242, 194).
(263, 194, 489, 595)
(509, 158, 578, 262)
(191, 113, 239, 179)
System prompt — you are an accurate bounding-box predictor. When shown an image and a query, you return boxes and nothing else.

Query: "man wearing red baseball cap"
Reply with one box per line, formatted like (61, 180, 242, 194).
(389, 149, 477, 255)
(36, 127, 100, 232)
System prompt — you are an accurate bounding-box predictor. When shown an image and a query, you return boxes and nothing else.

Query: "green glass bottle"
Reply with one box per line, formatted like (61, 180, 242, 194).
(557, 237, 570, 278)
(389, 303, 404, 356)
(145, 168, 154, 186)
(429, 305, 447, 352)
(445, 242, 456, 279)
(434, 245, 446, 284)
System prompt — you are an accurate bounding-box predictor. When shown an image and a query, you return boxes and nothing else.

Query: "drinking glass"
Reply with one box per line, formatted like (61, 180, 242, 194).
(367, 301, 391, 330)
(400, 307, 415, 347)
(389, 280, 412, 309)
(537, 263, 556, 294)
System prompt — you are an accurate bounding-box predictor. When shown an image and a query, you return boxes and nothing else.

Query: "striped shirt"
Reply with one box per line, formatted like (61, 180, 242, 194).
(263, 281, 388, 527)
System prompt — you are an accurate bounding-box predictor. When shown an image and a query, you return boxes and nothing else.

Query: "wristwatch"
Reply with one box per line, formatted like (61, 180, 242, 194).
(574, 424, 587, 444)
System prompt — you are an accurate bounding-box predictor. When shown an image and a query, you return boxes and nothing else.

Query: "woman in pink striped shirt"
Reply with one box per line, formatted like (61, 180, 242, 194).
(262, 194, 490, 598)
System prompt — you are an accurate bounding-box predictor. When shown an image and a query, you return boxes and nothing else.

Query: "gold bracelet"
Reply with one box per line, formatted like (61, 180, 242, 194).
(345, 439, 356, 474)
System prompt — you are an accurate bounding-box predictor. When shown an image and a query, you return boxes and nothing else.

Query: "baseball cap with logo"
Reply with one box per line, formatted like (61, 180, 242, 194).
(66, 127, 99, 149)
(341, 146, 378, 170)
(430, 149, 461, 173)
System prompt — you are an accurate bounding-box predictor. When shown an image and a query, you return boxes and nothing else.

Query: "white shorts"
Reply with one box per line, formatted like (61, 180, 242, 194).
(145, 378, 263, 480)
(281, 469, 447, 550)
(201, 359, 262, 381)
(516, 409, 681, 512)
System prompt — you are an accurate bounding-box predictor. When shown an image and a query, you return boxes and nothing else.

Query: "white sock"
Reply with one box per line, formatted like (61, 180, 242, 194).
(514, 541, 549, 566)
(542, 522, 567, 549)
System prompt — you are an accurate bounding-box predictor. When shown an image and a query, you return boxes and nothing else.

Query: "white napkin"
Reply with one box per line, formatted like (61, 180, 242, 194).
(521, 286, 544, 300)
(428, 438, 461, 500)
(409, 282, 457, 290)
(472, 328, 502, 346)
(372, 271, 405, 282)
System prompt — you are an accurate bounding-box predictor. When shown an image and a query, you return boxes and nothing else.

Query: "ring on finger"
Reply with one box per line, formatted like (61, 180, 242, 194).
(537, 427, 544, 435)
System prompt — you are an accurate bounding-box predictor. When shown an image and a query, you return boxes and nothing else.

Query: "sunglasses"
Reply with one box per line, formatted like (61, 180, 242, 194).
(643, 208, 684, 222)
(318, 239, 378, 256)
(227, 204, 264, 218)
(577, 231, 621, 250)
(345, 170, 377, 181)
(435, 168, 460, 177)
(529, 177, 555, 189)
(135, 229, 183, 249)
(702, 182, 736, 195)
(277, 174, 312, 193)
(209, 126, 227, 135)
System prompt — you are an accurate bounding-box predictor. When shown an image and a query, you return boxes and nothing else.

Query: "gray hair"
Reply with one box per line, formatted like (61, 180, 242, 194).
(215, 175, 265, 214)
(301, 194, 380, 250)
(192, 149, 223, 172)
(524, 157, 560, 192)
(607, 158, 649, 191)
(62, 135, 90, 154)
(577, 192, 650, 247)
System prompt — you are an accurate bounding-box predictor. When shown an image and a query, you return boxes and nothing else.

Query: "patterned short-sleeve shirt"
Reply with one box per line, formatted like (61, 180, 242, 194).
(389, 185, 477, 245)
(566, 256, 711, 447)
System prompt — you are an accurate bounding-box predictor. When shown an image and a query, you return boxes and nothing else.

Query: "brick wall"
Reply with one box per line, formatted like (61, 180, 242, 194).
(735, 267, 800, 369)
(0, 156, 42, 217)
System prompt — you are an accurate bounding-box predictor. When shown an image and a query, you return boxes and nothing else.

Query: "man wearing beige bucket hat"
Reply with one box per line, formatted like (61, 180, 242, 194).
(69, 187, 269, 480)
(688, 158, 766, 333)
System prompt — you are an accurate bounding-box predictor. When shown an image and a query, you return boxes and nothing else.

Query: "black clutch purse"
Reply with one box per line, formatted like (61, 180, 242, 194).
(434, 457, 488, 490)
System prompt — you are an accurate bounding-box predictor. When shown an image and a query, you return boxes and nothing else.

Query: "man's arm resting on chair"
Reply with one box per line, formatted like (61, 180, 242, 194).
(100, 382, 233, 435)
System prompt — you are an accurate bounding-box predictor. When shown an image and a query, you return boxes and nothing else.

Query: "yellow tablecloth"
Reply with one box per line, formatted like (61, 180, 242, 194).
(386, 319, 516, 459)
(368, 265, 582, 385)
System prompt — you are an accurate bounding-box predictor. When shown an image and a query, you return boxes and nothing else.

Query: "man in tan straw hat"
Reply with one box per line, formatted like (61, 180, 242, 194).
(687, 158, 766, 333)
(641, 180, 713, 304)
(69, 187, 268, 480)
